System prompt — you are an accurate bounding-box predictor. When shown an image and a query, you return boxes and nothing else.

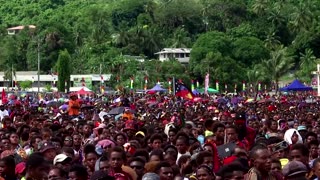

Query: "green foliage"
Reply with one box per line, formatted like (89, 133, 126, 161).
(56, 49, 71, 92)
(0, 0, 319, 89)
(19, 80, 32, 90)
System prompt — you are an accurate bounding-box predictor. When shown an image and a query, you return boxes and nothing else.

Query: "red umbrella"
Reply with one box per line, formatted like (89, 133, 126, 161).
(77, 88, 92, 95)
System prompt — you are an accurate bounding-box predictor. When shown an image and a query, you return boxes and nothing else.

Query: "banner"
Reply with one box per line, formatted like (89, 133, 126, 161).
(196, 81, 199, 88)
(144, 77, 148, 91)
(73, 77, 92, 90)
(258, 82, 261, 91)
(242, 81, 246, 91)
(204, 73, 209, 95)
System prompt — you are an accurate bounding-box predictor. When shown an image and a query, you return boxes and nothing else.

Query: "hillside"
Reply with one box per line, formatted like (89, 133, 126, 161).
(0, 0, 320, 88)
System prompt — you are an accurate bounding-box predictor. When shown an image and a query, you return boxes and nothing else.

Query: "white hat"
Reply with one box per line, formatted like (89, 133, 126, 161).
(53, 154, 72, 165)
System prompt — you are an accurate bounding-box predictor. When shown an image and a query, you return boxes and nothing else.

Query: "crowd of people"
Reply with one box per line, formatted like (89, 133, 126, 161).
(0, 92, 319, 180)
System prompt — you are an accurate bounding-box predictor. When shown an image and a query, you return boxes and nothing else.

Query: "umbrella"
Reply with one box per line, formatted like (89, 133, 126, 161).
(108, 107, 125, 115)
(257, 99, 266, 104)
(59, 104, 68, 111)
(115, 113, 123, 120)
(245, 98, 255, 103)
(46, 101, 60, 107)
(217, 98, 228, 104)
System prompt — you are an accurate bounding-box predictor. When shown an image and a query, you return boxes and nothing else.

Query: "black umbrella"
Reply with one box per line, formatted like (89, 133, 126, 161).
(108, 107, 125, 115)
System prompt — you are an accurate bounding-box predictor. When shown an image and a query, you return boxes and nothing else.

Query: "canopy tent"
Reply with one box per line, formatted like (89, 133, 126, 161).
(77, 88, 93, 95)
(147, 84, 167, 92)
(198, 88, 219, 94)
(279, 79, 313, 91)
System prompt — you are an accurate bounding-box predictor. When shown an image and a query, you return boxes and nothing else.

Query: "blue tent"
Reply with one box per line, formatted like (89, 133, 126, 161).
(147, 84, 167, 92)
(279, 79, 313, 91)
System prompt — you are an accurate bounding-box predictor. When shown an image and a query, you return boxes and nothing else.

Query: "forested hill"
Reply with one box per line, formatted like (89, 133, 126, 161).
(0, 0, 320, 87)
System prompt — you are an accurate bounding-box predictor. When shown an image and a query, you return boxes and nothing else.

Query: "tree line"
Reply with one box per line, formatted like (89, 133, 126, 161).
(0, 0, 319, 91)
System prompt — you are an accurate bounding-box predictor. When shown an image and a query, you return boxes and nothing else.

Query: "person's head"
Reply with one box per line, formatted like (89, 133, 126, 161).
(53, 154, 72, 172)
(175, 133, 189, 154)
(63, 136, 73, 147)
(68, 165, 88, 180)
(108, 146, 126, 171)
(48, 167, 67, 180)
(114, 133, 127, 146)
(129, 157, 146, 178)
(313, 158, 320, 178)
(72, 134, 82, 147)
(150, 149, 164, 162)
(0, 156, 15, 177)
(99, 156, 109, 173)
(168, 129, 177, 143)
(83, 144, 98, 170)
(1, 138, 10, 151)
(217, 163, 244, 180)
(282, 160, 308, 180)
(305, 132, 317, 144)
(212, 122, 225, 139)
(270, 158, 281, 174)
(196, 165, 215, 180)
(196, 151, 213, 168)
(26, 153, 51, 180)
(40, 141, 57, 162)
(204, 120, 214, 130)
(9, 132, 19, 145)
(133, 149, 150, 162)
(155, 161, 174, 180)
(164, 145, 178, 159)
(308, 140, 319, 159)
(226, 125, 238, 143)
(290, 144, 309, 166)
(249, 145, 271, 175)
(150, 134, 163, 150)
(82, 124, 92, 136)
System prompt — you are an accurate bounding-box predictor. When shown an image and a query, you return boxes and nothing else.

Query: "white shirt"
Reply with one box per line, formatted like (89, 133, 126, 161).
(0, 109, 9, 120)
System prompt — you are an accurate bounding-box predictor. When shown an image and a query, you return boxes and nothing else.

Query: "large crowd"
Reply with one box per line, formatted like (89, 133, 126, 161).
(0, 92, 319, 180)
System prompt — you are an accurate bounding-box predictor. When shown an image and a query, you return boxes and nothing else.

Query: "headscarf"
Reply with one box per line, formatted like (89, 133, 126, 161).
(284, 128, 303, 145)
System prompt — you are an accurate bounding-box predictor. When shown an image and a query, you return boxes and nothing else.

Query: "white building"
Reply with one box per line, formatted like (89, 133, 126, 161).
(7, 25, 36, 35)
(0, 71, 111, 88)
(155, 48, 191, 64)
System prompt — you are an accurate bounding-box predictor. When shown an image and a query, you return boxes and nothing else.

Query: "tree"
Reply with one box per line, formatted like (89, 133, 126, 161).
(296, 48, 319, 81)
(56, 49, 71, 92)
(260, 46, 295, 92)
(19, 80, 32, 90)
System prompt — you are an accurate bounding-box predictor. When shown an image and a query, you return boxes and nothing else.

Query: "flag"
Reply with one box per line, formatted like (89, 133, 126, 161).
(205, 73, 209, 95)
(191, 80, 194, 91)
(175, 81, 194, 100)
(1, 89, 7, 104)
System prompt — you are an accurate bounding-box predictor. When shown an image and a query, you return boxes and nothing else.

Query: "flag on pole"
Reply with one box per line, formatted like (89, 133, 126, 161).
(234, 84, 237, 93)
(225, 84, 227, 93)
(130, 77, 134, 89)
(196, 80, 199, 88)
(242, 81, 246, 91)
(144, 77, 148, 91)
(175, 81, 194, 100)
(204, 73, 209, 95)
(168, 79, 172, 93)
(258, 82, 261, 91)
(216, 80, 219, 91)
(191, 80, 194, 91)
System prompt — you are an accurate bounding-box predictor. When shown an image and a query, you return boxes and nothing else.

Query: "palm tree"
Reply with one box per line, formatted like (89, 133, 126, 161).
(264, 30, 281, 50)
(170, 27, 191, 48)
(252, 0, 269, 15)
(290, 1, 313, 33)
(297, 48, 320, 80)
(260, 46, 294, 92)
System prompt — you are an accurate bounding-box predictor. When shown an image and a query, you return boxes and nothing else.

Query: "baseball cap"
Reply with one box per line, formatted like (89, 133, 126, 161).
(142, 173, 160, 180)
(282, 160, 307, 177)
(53, 154, 72, 165)
(297, 126, 307, 131)
(39, 141, 55, 153)
(135, 131, 145, 137)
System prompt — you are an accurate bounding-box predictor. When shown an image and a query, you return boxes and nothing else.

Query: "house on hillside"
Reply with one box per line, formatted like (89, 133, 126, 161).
(155, 48, 191, 64)
(7, 25, 36, 35)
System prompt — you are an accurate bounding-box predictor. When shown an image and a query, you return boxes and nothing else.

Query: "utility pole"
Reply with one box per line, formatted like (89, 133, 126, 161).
(37, 38, 40, 94)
